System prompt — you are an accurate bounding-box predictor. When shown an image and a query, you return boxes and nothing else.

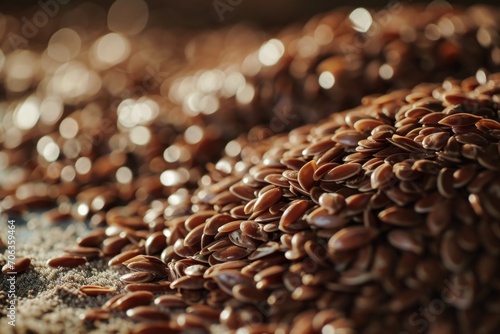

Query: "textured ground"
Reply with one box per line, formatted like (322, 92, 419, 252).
(0, 216, 135, 334)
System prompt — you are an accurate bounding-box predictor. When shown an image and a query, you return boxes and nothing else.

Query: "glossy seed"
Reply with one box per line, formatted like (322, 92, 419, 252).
(2, 257, 31, 274)
(323, 163, 362, 182)
(46, 256, 87, 268)
(329, 227, 378, 252)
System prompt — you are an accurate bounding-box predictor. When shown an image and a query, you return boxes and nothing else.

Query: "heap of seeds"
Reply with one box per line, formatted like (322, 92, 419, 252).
(73, 72, 500, 334)
(1, 3, 500, 334)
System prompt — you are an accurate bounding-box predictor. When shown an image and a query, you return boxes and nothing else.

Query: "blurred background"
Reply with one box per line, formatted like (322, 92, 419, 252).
(1, 0, 498, 30)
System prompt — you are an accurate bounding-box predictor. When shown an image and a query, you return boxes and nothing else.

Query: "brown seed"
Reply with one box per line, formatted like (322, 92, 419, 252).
(184, 264, 208, 277)
(184, 223, 206, 247)
(109, 215, 148, 230)
(203, 260, 248, 279)
(282, 170, 298, 182)
(441, 231, 468, 273)
(479, 221, 500, 256)
(328, 226, 378, 252)
(338, 268, 374, 286)
(307, 206, 347, 229)
(2, 257, 30, 274)
(247, 242, 280, 260)
(170, 275, 205, 290)
(388, 289, 422, 312)
(240, 221, 268, 242)
(453, 164, 476, 188)
(438, 113, 482, 127)
(387, 230, 423, 254)
(244, 198, 257, 215)
(125, 282, 171, 293)
(412, 159, 441, 174)
(467, 169, 497, 193)
(217, 220, 243, 233)
(437, 167, 456, 199)
(252, 187, 282, 214)
(79, 308, 110, 322)
(46, 256, 87, 268)
(354, 118, 385, 132)
(332, 130, 365, 146)
(254, 211, 281, 223)
(388, 134, 425, 152)
(123, 255, 164, 266)
(175, 313, 208, 330)
(126, 306, 169, 321)
(232, 284, 267, 303)
(145, 231, 167, 255)
(103, 236, 130, 256)
(422, 132, 450, 150)
(302, 138, 335, 156)
(280, 200, 309, 228)
(76, 228, 106, 247)
(313, 163, 339, 181)
(317, 144, 344, 165)
(419, 112, 447, 126)
(254, 168, 287, 183)
(475, 253, 497, 284)
(127, 261, 168, 278)
(281, 157, 307, 171)
(323, 163, 362, 182)
(63, 246, 101, 258)
(230, 205, 250, 219)
(184, 210, 217, 231)
(154, 295, 188, 309)
(264, 174, 290, 187)
(212, 246, 251, 262)
(114, 291, 154, 311)
(291, 285, 322, 300)
(426, 199, 452, 235)
(318, 193, 346, 214)
(456, 225, 479, 252)
(456, 132, 489, 146)
(212, 270, 254, 296)
(131, 321, 177, 334)
(370, 163, 394, 189)
(102, 293, 127, 310)
(108, 249, 142, 267)
(229, 229, 257, 250)
(297, 160, 317, 192)
(345, 193, 372, 215)
(120, 271, 156, 284)
(378, 206, 422, 226)
(204, 214, 237, 235)
(372, 244, 396, 279)
(186, 304, 221, 321)
(80, 285, 115, 296)
(220, 305, 240, 329)
(229, 183, 257, 201)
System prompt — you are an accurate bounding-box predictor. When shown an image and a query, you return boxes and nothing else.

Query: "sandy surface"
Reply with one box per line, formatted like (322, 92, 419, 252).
(0, 215, 136, 334)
